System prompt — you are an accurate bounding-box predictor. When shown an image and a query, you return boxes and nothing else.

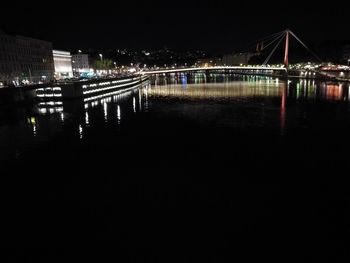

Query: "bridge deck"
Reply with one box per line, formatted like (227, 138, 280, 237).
(141, 66, 287, 75)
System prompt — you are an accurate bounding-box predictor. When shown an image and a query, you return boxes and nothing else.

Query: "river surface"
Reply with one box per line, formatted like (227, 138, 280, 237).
(1, 74, 349, 261)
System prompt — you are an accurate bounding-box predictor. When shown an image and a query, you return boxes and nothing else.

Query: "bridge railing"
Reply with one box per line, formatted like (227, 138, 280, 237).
(140, 66, 287, 75)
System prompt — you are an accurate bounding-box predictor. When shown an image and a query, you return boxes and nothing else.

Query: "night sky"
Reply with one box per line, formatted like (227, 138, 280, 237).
(0, 0, 348, 53)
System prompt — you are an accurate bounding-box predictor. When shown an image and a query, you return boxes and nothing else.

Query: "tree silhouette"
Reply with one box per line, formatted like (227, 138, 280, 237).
(94, 59, 113, 70)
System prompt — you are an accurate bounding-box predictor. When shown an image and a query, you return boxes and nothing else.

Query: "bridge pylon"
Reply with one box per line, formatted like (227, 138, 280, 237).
(261, 29, 321, 76)
(284, 30, 290, 73)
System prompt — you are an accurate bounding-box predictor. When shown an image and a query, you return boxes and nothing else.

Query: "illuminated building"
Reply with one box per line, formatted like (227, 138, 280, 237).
(72, 53, 90, 75)
(53, 50, 73, 79)
(0, 31, 54, 85)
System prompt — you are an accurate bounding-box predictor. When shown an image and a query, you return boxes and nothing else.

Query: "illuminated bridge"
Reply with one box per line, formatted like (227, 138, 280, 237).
(141, 66, 287, 75)
(141, 29, 325, 78)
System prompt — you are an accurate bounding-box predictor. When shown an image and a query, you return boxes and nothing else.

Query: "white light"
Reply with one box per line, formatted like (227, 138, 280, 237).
(83, 79, 141, 95)
(104, 103, 108, 122)
(39, 108, 47, 114)
(117, 105, 121, 123)
(33, 124, 37, 137)
(133, 97, 136, 113)
(83, 83, 148, 103)
(85, 112, 89, 126)
(79, 125, 83, 139)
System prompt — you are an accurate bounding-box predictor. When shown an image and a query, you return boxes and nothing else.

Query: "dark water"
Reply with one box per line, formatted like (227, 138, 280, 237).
(2, 74, 350, 261)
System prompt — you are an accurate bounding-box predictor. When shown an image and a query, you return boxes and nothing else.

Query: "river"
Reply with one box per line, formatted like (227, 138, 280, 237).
(1, 73, 349, 260)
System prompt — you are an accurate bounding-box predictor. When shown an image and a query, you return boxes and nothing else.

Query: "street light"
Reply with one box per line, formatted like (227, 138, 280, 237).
(114, 62, 117, 68)
(99, 53, 103, 61)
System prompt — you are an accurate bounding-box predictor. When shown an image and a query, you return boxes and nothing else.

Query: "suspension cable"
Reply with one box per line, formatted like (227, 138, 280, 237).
(263, 32, 286, 66)
(262, 31, 286, 50)
(288, 30, 322, 62)
(240, 30, 286, 53)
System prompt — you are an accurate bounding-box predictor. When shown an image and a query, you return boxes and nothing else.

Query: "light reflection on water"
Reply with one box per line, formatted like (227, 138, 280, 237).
(79, 124, 83, 140)
(0, 75, 350, 164)
(103, 102, 108, 123)
(85, 111, 89, 126)
(133, 97, 136, 113)
(117, 105, 121, 124)
(147, 81, 284, 99)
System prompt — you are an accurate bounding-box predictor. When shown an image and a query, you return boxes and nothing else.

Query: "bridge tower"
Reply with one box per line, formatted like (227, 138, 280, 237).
(284, 30, 290, 72)
(260, 29, 320, 74)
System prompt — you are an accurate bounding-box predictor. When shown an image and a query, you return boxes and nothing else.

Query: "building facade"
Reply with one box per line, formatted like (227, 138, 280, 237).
(0, 32, 54, 85)
(196, 58, 222, 67)
(53, 50, 73, 80)
(72, 53, 90, 75)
